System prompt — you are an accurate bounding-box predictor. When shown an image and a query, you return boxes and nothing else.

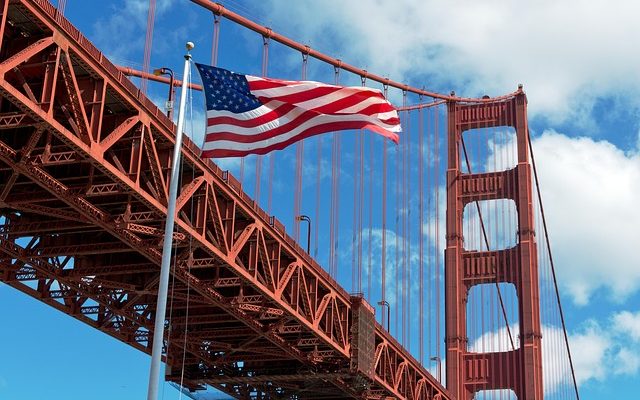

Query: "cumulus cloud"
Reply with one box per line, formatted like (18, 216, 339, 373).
(570, 315, 640, 384)
(614, 347, 640, 376)
(569, 321, 610, 384)
(531, 131, 640, 304)
(344, 228, 407, 307)
(91, 0, 173, 63)
(259, 0, 640, 124)
(612, 310, 640, 342)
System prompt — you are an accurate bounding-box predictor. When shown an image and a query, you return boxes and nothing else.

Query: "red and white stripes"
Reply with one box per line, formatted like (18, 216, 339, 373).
(202, 76, 400, 158)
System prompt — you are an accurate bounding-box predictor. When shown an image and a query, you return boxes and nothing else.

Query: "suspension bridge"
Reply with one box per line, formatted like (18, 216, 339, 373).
(0, 0, 579, 399)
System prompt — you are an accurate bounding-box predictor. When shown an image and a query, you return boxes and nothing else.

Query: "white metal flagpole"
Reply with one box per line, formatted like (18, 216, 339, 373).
(147, 41, 195, 400)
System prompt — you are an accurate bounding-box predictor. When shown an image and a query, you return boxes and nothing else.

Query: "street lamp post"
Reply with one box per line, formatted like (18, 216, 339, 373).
(296, 215, 311, 254)
(153, 67, 175, 120)
(377, 300, 390, 332)
(430, 356, 442, 383)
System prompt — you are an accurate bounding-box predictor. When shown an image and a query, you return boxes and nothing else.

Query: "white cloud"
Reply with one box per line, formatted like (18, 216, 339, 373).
(351, 228, 404, 306)
(570, 315, 640, 384)
(531, 131, 640, 304)
(259, 0, 640, 125)
(569, 321, 609, 384)
(612, 310, 640, 342)
(614, 347, 640, 376)
(92, 0, 173, 63)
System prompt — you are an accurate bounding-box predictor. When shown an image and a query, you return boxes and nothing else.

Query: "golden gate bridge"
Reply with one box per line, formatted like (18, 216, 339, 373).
(0, 0, 579, 398)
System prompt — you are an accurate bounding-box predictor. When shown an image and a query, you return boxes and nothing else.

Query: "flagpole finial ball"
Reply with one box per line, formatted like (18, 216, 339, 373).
(186, 42, 195, 51)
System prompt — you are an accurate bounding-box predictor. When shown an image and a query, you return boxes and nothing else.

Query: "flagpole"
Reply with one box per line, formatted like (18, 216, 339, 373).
(147, 41, 194, 400)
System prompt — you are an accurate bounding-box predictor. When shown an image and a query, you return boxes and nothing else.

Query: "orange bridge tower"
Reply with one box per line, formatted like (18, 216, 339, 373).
(444, 92, 544, 399)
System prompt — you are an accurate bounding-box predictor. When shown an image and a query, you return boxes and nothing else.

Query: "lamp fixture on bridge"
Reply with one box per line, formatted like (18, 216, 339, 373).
(377, 300, 390, 332)
(430, 356, 442, 384)
(295, 215, 311, 254)
(153, 67, 175, 120)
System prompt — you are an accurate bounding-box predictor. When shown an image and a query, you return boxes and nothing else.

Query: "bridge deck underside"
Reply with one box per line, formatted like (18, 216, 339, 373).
(0, 1, 448, 399)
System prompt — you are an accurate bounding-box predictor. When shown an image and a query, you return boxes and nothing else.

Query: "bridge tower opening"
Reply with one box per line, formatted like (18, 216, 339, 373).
(444, 93, 544, 399)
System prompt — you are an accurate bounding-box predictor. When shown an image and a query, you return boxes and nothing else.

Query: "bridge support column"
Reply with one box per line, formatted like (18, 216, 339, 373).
(445, 92, 543, 400)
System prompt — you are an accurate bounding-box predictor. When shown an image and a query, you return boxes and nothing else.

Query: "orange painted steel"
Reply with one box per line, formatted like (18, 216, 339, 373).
(117, 65, 203, 92)
(0, 0, 449, 398)
(444, 96, 543, 399)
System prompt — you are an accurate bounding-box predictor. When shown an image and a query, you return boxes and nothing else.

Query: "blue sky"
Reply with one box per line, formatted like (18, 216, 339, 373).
(1, 1, 640, 399)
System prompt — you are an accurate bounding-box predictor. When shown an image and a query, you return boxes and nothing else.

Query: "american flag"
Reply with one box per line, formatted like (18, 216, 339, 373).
(195, 63, 401, 158)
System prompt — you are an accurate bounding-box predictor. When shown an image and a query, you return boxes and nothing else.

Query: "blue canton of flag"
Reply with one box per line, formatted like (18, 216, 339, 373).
(198, 64, 262, 113)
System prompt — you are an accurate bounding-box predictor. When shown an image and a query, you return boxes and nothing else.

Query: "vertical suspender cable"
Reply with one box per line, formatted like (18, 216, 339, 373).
(141, 0, 156, 94)
(352, 127, 359, 292)
(406, 95, 412, 348)
(315, 136, 322, 258)
(329, 145, 335, 273)
(57, 0, 67, 14)
(265, 37, 273, 215)
(381, 83, 388, 327)
(401, 90, 407, 345)
(395, 107, 400, 335)
(358, 129, 363, 292)
(329, 135, 336, 274)
(435, 102, 441, 366)
(268, 146, 275, 214)
(239, 154, 245, 186)
(294, 52, 308, 240)
(358, 76, 367, 293)
(329, 67, 340, 277)
(418, 96, 424, 364)
(334, 103, 341, 277)
(359, 104, 365, 293)
(367, 130, 373, 301)
(427, 105, 432, 362)
(255, 36, 269, 204)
